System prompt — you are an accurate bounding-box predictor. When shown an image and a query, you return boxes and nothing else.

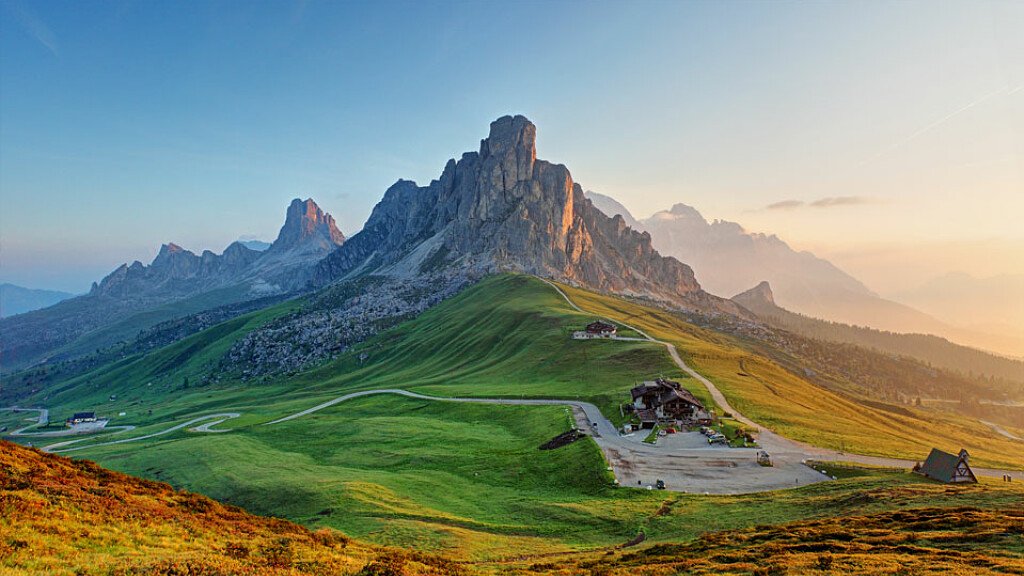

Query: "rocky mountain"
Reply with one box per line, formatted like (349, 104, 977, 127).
(732, 280, 776, 309)
(585, 191, 641, 229)
(585, 193, 1020, 356)
(314, 115, 744, 316)
(731, 281, 1024, 384)
(0, 284, 74, 318)
(238, 239, 271, 251)
(0, 198, 343, 371)
(633, 202, 876, 306)
(92, 198, 344, 300)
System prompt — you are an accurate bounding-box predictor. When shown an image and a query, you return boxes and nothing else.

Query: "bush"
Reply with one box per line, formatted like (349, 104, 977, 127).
(358, 551, 408, 576)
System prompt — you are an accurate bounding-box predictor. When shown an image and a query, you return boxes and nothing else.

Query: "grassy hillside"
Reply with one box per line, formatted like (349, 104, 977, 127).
(733, 289, 1024, 387)
(54, 284, 255, 361)
(4, 274, 1023, 562)
(515, 504, 1024, 575)
(0, 440, 376, 575)
(559, 282, 1024, 469)
(30, 273, 1018, 469)
(4, 440, 1022, 575)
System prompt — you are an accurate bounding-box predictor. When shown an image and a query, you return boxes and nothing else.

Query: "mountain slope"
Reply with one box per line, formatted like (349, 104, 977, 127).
(732, 281, 1024, 384)
(6, 440, 1022, 576)
(585, 190, 640, 229)
(0, 440, 453, 575)
(0, 283, 74, 318)
(0, 199, 343, 372)
(586, 194, 1021, 356)
(314, 115, 745, 316)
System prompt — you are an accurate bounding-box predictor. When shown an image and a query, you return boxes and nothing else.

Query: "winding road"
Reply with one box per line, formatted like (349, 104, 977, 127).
(9, 277, 1022, 488)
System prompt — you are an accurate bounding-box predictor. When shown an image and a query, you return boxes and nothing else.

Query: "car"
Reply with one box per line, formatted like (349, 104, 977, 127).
(655, 479, 666, 490)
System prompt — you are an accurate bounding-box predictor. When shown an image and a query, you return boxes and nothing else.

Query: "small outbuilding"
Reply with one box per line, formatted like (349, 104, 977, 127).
(914, 448, 977, 483)
(66, 412, 97, 427)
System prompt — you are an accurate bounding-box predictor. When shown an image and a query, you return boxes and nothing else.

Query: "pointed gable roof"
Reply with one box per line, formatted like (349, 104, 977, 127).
(918, 448, 977, 483)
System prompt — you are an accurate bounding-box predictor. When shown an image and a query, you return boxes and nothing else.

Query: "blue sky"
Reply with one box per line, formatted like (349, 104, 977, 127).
(1, 0, 1021, 293)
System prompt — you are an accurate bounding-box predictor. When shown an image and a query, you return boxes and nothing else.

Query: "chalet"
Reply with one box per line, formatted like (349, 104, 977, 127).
(630, 378, 706, 426)
(66, 412, 97, 427)
(914, 448, 977, 484)
(572, 320, 618, 340)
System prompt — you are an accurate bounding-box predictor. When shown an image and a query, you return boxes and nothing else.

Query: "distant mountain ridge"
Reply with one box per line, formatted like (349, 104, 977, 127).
(0, 198, 343, 371)
(314, 115, 745, 316)
(0, 284, 75, 318)
(586, 191, 1022, 357)
(893, 272, 1024, 339)
(732, 281, 1024, 384)
(92, 198, 344, 299)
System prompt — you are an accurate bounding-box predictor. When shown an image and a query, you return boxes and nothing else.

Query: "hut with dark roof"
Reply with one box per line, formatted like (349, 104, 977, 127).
(914, 448, 977, 483)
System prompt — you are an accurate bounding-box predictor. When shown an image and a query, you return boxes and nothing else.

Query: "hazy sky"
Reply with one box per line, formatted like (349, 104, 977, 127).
(1, 0, 1021, 294)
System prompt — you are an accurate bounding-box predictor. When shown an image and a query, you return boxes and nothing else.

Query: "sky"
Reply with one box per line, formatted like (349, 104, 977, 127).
(1, 0, 1022, 295)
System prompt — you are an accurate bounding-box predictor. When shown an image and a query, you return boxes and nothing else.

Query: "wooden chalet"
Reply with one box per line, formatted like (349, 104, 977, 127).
(914, 448, 977, 484)
(585, 321, 617, 337)
(573, 320, 619, 340)
(630, 378, 705, 426)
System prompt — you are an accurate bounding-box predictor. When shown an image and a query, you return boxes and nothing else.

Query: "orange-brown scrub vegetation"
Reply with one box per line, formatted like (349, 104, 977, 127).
(4, 438, 1023, 576)
(508, 506, 1024, 576)
(0, 440, 458, 576)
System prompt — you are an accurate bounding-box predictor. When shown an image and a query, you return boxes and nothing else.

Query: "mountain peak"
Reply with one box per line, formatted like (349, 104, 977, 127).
(159, 242, 185, 255)
(732, 281, 776, 308)
(270, 198, 345, 252)
(667, 203, 708, 223)
(479, 115, 537, 184)
(482, 115, 536, 156)
(314, 115, 747, 318)
(152, 243, 195, 267)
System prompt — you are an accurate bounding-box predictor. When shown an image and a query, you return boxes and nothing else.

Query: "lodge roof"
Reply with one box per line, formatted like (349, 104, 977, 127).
(918, 448, 976, 483)
(69, 412, 95, 420)
(586, 321, 617, 333)
(630, 379, 704, 410)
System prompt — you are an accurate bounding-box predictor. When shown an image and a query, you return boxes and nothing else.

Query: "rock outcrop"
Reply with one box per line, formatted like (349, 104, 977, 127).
(314, 115, 743, 315)
(91, 198, 344, 299)
(732, 281, 777, 310)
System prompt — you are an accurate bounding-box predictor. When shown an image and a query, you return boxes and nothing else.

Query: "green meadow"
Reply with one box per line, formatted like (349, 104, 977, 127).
(9, 274, 1024, 558)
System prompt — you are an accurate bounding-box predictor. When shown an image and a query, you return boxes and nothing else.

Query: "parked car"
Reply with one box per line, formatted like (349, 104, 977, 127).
(655, 479, 666, 490)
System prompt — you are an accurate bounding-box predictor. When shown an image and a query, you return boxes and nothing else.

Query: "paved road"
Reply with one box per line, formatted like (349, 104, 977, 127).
(1, 407, 49, 435)
(42, 413, 240, 453)
(538, 278, 1024, 482)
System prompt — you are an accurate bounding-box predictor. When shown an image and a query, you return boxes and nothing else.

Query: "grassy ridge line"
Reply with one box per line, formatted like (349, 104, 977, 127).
(555, 281, 1024, 470)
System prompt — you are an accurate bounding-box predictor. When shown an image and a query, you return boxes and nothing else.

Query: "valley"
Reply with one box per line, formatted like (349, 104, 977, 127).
(5, 274, 1023, 562)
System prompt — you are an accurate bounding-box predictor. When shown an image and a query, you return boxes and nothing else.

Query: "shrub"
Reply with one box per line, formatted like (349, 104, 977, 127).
(358, 551, 408, 576)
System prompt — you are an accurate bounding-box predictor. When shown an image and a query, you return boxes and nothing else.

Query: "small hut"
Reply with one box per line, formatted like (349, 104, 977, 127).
(915, 448, 977, 483)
